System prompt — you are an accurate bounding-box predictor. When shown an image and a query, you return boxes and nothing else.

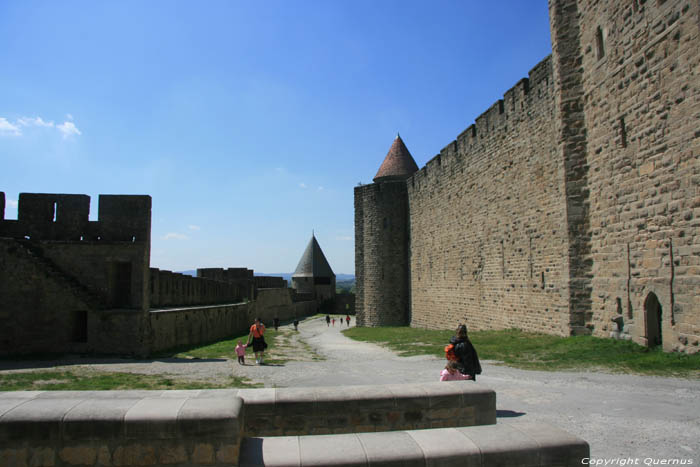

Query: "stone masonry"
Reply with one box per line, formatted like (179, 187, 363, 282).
(355, 0, 699, 353)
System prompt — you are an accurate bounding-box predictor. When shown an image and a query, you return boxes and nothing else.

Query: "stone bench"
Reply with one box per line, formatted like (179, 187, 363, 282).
(239, 422, 589, 467)
(0, 390, 243, 466)
(236, 382, 496, 436)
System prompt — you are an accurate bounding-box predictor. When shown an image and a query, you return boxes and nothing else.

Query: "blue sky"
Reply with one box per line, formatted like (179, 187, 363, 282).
(1, 1, 552, 274)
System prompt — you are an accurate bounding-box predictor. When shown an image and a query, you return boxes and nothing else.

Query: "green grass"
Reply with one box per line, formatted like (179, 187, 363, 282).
(167, 328, 289, 364)
(0, 370, 260, 391)
(342, 327, 700, 378)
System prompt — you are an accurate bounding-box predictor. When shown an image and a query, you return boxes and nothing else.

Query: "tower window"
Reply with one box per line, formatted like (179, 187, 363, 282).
(596, 26, 605, 60)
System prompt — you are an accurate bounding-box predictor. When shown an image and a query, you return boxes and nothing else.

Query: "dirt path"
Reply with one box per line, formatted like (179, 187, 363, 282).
(2, 315, 699, 461)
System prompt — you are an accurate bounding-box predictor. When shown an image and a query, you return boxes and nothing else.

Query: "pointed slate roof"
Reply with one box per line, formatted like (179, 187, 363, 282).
(292, 234, 335, 278)
(373, 134, 419, 182)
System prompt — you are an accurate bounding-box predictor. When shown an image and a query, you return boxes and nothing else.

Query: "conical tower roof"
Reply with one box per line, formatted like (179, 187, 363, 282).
(373, 134, 419, 182)
(292, 234, 335, 278)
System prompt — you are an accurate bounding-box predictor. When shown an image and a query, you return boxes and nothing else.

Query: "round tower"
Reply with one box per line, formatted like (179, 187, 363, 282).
(354, 134, 419, 326)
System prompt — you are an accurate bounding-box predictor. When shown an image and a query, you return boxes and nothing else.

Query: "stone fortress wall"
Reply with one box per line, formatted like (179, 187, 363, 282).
(574, 0, 699, 350)
(356, 0, 699, 352)
(407, 57, 571, 336)
(0, 192, 318, 356)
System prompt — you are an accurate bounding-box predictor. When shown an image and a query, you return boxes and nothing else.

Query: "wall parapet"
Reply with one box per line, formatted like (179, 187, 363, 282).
(149, 268, 250, 308)
(0, 390, 243, 466)
(408, 55, 554, 193)
(237, 381, 495, 436)
(0, 192, 151, 243)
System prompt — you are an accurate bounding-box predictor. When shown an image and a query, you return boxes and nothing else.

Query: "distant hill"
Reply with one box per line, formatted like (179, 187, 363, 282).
(176, 270, 355, 282)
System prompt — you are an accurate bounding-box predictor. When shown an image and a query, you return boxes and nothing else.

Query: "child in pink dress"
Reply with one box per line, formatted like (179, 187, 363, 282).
(440, 361, 472, 381)
(235, 341, 247, 365)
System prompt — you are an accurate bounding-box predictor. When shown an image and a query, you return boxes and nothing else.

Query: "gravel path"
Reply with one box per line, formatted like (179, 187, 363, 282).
(2, 315, 698, 461)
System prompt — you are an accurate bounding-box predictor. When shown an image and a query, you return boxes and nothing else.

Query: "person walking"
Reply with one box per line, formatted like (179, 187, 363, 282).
(326, 315, 331, 327)
(448, 324, 481, 381)
(273, 317, 280, 331)
(247, 317, 267, 365)
(345, 315, 351, 327)
(234, 341, 247, 365)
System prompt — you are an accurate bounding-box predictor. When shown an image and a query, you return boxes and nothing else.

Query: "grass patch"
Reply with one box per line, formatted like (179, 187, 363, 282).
(168, 328, 290, 364)
(342, 327, 700, 378)
(0, 370, 260, 391)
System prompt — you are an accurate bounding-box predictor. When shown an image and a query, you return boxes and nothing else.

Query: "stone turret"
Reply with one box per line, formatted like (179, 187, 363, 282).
(355, 134, 418, 326)
(292, 234, 336, 302)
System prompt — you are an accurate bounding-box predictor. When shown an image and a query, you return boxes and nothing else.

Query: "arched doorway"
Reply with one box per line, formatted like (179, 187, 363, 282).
(644, 293, 662, 347)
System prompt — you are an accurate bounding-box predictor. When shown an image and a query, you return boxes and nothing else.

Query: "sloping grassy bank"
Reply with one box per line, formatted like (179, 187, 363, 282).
(343, 327, 700, 378)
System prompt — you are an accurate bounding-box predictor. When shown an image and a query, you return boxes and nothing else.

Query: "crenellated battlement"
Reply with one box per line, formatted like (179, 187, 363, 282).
(0, 192, 151, 242)
(408, 55, 554, 193)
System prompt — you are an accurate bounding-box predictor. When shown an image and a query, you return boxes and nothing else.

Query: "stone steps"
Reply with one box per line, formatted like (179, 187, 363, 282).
(239, 422, 589, 467)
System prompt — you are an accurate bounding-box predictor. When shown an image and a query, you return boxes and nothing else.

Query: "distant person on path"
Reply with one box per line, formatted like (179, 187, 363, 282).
(338, 316, 343, 327)
(448, 324, 481, 381)
(332, 318, 336, 326)
(440, 361, 471, 381)
(247, 317, 267, 365)
(345, 315, 351, 327)
(234, 341, 247, 365)
(293, 319, 299, 331)
(326, 315, 331, 327)
(273, 317, 280, 331)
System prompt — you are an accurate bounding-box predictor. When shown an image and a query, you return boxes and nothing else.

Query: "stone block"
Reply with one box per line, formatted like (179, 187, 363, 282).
(63, 398, 140, 441)
(158, 445, 187, 465)
(29, 447, 55, 467)
(357, 430, 424, 466)
(504, 421, 589, 465)
(177, 396, 243, 438)
(58, 446, 97, 465)
(123, 397, 187, 440)
(112, 444, 156, 466)
(407, 427, 481, 467)
(215, 443, 238, 464)
(0, 398, 83, 442)
(456, 423, 539, 466)
(239, 436, 300, 467)
(0, 448, 28, 467)
(299, 434, 367, 467)
(191, 443, 214, 465)
(274, 388, 315, 416)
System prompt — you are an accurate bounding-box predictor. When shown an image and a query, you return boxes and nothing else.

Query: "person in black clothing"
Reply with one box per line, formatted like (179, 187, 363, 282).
(450, 324, 482, 381)
(273, 317, 280, 331)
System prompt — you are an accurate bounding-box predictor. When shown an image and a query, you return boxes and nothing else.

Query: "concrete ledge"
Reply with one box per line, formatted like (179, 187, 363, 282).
(239, 421, 590, 467)
(236, 381, 495, 436)
(0, 390, 243, 466)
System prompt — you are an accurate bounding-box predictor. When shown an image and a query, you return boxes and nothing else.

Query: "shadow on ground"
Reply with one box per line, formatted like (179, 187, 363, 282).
(0, 356, 227, 371)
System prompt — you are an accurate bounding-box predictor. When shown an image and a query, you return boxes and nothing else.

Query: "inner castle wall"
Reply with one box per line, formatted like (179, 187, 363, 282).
(407, 57, 573, 335)
(0, 192, 317, 355)
(356, 0, 699, 352)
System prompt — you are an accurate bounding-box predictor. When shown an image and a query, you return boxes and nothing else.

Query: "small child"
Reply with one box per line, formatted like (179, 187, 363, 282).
(440, 361, 472, 381)
(235, 341, 247, 365)
(332, 318, 336, 326)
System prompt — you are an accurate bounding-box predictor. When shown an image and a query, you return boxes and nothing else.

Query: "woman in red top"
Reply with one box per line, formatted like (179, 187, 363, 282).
(247, 317, 266, 365)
